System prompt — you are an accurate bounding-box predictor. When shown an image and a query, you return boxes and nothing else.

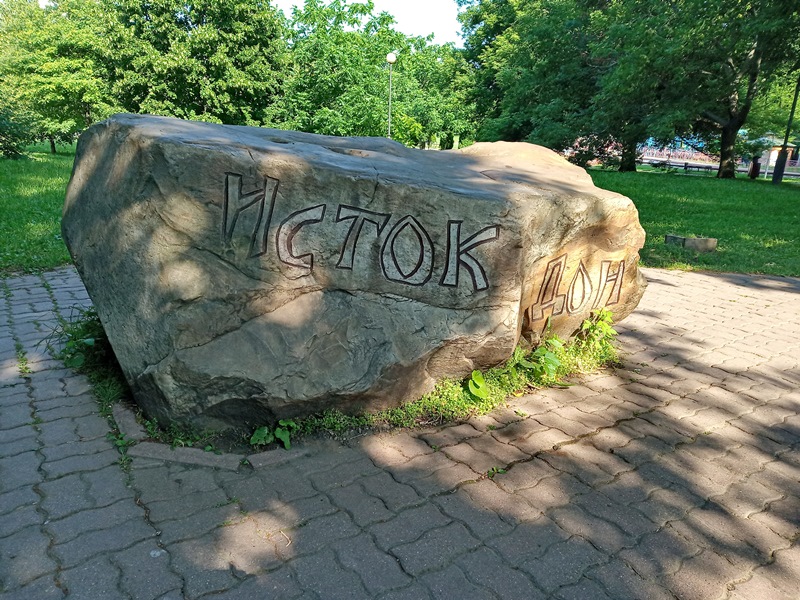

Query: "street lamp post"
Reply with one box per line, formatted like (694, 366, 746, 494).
(386, 52, 397, 139)
(772, 75, 800, 185)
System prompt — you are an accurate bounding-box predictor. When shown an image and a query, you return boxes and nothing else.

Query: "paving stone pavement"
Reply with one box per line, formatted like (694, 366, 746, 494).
(1, 265, 799, 599)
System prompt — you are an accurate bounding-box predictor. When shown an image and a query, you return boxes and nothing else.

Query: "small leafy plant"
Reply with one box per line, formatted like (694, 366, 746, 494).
(275, 419, 299, 449)
(467, 370, 489, 399)
(250, 419, 299, 450)
(15, 341, 31, 374)
(50, 307, 108, 370)
(572, 308, 619, 370)
(49, 307, 128, 418)
(294, 310, 620, 435)
(250, 425, 275, 447)
(487, 466, 507, 478)
(518, 337, 563, 382)
(107, 431, 133, 453)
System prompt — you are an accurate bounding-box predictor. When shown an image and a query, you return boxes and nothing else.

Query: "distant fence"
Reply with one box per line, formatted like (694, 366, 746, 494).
(641, 150, 800, 174)
(640, 147, 717, 164)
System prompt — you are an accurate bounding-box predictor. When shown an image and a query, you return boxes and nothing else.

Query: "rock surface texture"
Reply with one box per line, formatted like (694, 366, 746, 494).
(62, 114, 646, 429)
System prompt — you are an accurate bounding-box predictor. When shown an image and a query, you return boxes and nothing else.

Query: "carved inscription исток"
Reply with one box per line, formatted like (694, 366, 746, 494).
(221, 173, 501, 293)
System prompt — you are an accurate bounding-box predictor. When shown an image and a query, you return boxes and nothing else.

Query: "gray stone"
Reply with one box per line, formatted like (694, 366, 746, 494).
(63, 114, 647, 429)
(665, 234, 718, 253)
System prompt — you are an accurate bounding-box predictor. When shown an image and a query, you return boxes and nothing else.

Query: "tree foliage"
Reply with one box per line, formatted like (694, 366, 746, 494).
(0, 0, 477, 152)
(275, 0, 401, 136)
(103, 0, 289, 125)
(0, 0, 116, 150)
(0, 103, 33, 158)
(277, 0, 475, 145)
(460, 0, 800, 176)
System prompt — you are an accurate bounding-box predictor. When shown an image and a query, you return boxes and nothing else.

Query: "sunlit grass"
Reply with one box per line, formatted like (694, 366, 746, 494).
(590, 169, 800, 277)
(0, 143, 75, 274)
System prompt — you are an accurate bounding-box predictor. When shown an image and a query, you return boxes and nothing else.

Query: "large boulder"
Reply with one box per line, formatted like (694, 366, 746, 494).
(62, 114, 646, 429)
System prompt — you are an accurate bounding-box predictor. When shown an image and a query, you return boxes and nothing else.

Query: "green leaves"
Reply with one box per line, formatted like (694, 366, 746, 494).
(461, 0, 800, 173)
(515, 335, 564, 384)
(275, 419, 299, 450)
(487, 466, 507, 478)
(0, 0, 478, 148)
(108, 0, 289, 126)
(468, 369, 489, 399)
(250, 426, 275, 447)
(250, 419, 299, 450)
(0, 0, 118, 142)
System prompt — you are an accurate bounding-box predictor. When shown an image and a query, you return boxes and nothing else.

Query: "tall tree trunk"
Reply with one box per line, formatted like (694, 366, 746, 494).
(49, 136, 56, 154)
(712, 43, 761, 179)
(618, 140, 638, 172)
(717, 124, 738, 178)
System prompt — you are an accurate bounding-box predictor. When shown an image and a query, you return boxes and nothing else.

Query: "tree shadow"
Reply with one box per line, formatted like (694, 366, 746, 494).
(115, 269, 799, 599)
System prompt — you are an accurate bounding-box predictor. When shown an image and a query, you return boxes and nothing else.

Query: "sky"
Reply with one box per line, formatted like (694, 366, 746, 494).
(271, 0, 464, 46)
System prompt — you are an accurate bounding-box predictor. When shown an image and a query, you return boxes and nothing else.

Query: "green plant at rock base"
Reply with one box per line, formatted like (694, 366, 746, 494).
(296, 310, 620, 436)
(48, 307, 127, 415)
(571, 308, 619, 372)
(518, 337, 564, 383)
(164, 424, 208, 449)
(468, 370, 489, 399)
(250, 419, 299, 450)
(139, 417, 215, 450)
(49, 303, 620, 451)
(250, 426, 275, 447)
(275, 419, 299, 450)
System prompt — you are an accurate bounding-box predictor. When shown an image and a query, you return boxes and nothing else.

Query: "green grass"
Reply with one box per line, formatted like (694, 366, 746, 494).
(590, 169, 800, 277)
(0, 143, 75, 275)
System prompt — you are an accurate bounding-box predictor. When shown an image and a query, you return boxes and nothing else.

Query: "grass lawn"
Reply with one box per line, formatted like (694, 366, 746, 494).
(0, 143, 74, 275)
(590, 169, 800, 277)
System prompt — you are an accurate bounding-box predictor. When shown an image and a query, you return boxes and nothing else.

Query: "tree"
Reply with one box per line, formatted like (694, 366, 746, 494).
(459, 0, 651, 170)
(0, 0, 116, 152)
(645, 0, 800, 178)
(0, 103, 33, 158)
(459, 0, 800, 177)
(276, 0, 475, 146)
(103, 0, 290, 126)
(457, 0, 518, 134)
(392, 40, 477, 147)
(274, 0, 402, 136)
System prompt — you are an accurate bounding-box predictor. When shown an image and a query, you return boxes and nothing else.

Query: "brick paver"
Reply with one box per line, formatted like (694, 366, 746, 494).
(1, 265, 798, 599)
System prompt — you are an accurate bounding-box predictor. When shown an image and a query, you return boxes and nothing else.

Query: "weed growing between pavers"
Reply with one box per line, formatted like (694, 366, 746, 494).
(49, 307, 620, 453)
(15, 340, 31, 375)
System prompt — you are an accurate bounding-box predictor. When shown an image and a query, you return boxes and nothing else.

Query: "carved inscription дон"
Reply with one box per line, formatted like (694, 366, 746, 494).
(222, 173, 501, 293)
(525, 253, 626, 332)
